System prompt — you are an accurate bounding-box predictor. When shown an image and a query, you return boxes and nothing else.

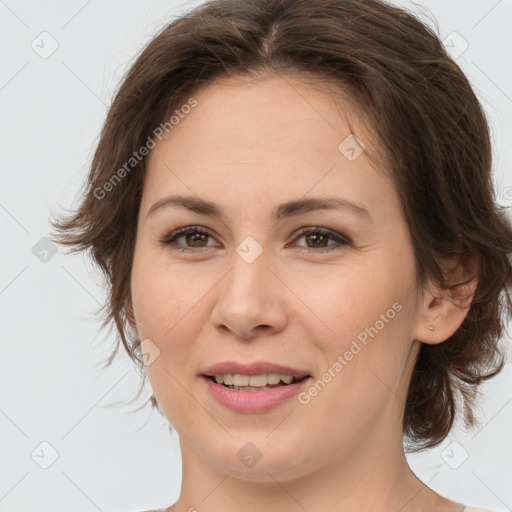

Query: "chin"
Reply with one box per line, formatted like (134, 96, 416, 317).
(200, 436, 317, 483)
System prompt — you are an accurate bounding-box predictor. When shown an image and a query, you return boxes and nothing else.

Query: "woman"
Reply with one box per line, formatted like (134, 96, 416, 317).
(50, 0, 512, 510)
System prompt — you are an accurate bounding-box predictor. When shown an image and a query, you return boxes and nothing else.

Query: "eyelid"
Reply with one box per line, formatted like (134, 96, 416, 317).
(291, 226, 352, 246)
(159, 225, 351, 253)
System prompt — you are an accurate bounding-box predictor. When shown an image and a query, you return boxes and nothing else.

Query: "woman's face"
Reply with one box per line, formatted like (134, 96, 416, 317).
(131, 74, 425, 481)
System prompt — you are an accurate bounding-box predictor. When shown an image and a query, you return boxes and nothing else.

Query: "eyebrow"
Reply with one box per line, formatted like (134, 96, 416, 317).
(146, 194, 372, 222)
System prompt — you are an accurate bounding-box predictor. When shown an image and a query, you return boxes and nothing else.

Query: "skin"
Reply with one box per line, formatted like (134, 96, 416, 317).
(129, 73, 475, 512)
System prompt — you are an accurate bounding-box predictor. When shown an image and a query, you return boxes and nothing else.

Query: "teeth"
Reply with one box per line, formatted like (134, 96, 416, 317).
(249, 374, 267, 387)
(234, 374, 250, 386)
(280, 374, 293, 384)
(213, 373, 299, 387)
(268, 373, 281, 385)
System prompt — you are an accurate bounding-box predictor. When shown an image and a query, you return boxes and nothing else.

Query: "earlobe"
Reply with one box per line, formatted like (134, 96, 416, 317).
(414, 256, 479, 345)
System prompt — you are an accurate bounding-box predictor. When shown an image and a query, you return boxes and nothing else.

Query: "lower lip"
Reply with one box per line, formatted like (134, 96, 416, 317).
(202, 376, 310, 413)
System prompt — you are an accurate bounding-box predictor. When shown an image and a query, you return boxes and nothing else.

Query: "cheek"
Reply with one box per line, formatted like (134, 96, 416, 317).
(130, 252, 206, 381)
(298, 254, 415, 391)
(130, 257, 205, 428)
(294, 262, 401, 342)
(132, 247, 197, 329)
(310, 269, 415, 404)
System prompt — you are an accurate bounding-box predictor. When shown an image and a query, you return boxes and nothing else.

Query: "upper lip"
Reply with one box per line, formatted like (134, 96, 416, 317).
(201, 361, 311, 379)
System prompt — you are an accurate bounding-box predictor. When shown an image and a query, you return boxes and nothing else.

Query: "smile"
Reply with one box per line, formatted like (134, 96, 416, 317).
(202, 374, 311, 413)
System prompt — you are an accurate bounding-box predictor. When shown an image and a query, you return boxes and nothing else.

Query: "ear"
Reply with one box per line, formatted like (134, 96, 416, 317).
(414, 255, 479, 344)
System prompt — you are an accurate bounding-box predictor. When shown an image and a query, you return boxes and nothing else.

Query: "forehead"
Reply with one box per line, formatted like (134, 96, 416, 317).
(142, 73, 398, 222)
(163, 73, 361, 150)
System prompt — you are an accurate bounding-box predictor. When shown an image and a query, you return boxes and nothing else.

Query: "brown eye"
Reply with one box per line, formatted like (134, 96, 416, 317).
(305, 232, 329, 248)
(184, 232, 209, 247)
(291, 227, 351, 254)
(159, 226, 216, 253)
(159, 225, 350, 255)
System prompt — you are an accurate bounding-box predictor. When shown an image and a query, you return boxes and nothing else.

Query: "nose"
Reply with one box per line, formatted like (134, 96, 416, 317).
(210, 243, 288, 340)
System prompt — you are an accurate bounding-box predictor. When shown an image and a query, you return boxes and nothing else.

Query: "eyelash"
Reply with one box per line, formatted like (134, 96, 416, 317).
(158, 225, 351, 254)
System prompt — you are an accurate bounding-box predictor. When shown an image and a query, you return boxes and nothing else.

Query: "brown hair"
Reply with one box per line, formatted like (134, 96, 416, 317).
(49, 0, 512, 451)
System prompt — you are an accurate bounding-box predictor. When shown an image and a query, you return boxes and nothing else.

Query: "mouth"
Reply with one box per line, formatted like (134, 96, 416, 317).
(200, 361, 312, 412)
(201, 361, 311, 391)
(204, 373, 310, 392)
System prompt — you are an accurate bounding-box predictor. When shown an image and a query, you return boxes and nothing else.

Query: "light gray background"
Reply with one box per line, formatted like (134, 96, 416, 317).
(1, 1, 511, 511)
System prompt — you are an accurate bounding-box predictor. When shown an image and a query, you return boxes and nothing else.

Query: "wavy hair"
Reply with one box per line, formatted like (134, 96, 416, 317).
(50, 0, 512, 451)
